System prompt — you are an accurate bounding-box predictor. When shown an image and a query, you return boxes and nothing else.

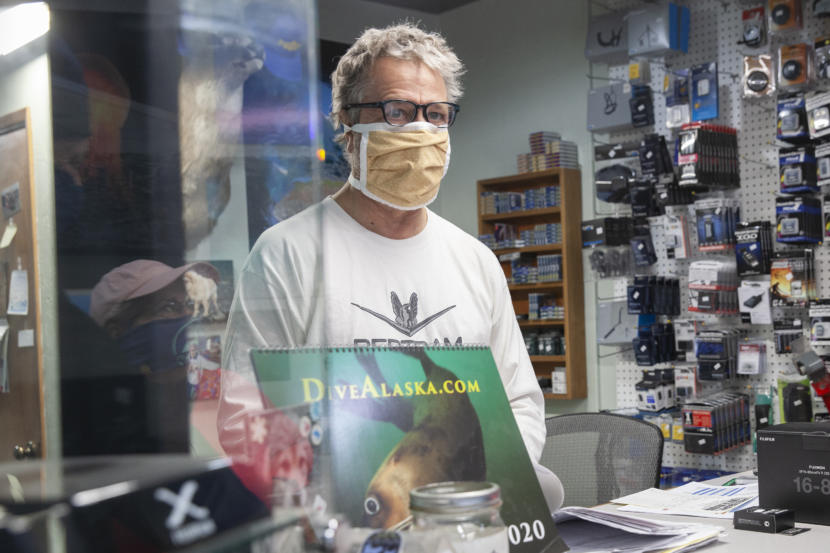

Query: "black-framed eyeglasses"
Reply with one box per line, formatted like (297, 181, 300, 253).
(343, 99, 460, 128)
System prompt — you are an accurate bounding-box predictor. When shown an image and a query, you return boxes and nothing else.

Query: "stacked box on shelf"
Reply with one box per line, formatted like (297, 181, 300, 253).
(517, 131, 580, 173)
(529, 293, 564, 320)
(519, 224, 562, 246)
(537, 254, 563, 282)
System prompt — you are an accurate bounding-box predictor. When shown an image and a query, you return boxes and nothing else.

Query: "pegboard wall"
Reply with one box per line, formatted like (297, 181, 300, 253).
(586, 0, 830, 473)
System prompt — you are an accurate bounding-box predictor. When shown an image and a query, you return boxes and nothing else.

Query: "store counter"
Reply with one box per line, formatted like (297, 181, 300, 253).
(592, 471, 829, 552)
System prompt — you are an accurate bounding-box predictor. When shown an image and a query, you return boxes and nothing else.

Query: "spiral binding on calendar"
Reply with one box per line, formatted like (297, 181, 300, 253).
(252, 343, 490, 354)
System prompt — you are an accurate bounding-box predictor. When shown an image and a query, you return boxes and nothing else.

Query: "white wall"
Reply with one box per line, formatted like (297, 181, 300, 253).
(0, 41, 60, 456)
(317, 0, 612, 414)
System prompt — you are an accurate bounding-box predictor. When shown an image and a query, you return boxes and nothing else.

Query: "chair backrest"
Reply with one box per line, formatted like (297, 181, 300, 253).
(540, 412, 663, 507)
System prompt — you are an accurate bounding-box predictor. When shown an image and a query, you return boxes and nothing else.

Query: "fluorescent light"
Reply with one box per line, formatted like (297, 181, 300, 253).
(0, 2, 50, 56)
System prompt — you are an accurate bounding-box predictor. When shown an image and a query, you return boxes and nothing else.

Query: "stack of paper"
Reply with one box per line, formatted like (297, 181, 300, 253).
(612, 481, 759, 519)
(553, 506, 722, 553)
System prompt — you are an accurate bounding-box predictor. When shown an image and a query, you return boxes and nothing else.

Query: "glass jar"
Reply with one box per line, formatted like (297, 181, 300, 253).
(407, 481, 508, 553)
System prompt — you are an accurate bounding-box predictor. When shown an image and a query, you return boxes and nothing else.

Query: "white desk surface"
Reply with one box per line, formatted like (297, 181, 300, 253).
(589, 472, 829, 552)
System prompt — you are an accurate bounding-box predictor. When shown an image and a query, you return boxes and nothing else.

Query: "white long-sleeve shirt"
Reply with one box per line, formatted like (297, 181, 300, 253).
(218, 196, 546, 465)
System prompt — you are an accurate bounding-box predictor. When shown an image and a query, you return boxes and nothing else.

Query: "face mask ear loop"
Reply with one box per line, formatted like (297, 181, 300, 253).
(442, 136, 452, 178)
(358, 130, 370, 187)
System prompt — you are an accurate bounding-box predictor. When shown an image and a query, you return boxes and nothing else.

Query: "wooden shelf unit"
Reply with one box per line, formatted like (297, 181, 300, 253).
(477, 168, 586, 400)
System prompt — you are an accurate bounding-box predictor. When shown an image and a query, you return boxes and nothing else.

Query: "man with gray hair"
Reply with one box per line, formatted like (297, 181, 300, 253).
(219, 22, 562, 511)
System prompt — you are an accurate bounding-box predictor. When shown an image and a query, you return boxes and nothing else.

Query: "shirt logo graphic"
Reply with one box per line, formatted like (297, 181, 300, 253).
(352, 292, 455, 337)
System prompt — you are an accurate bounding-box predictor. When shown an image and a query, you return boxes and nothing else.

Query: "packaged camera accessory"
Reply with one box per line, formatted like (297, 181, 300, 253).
(585, 11, 629, 64)
(778, 145, 818, 193)
(674, 365, 698, 402)
(634, 324, 677, 367)
(597, 300, 639, 344)
(809, 299, 830, 344)
(587, 83, 633, 132)
(778, 43, 811, 91)
(628, 59, 650, 86)
(825, 194, 830, 238)
(738, 281, 773, 324)
(677, 124, 740, 189)
(734, 221, 773, 276)
(664, 68, 691, 129)
(627, 2, 690, 57)
(630, 220, 658, 267)
(743, 55, 775, 98)
(770, 249, 816, 306)
(629, 181, 662, 217)
(688, 259, 739, 315)
(768, 0, 803, 34)
(816, 144, 830, 186)
(629, 85, 654, 128)
(696, 330, 739, 381)
(816, 0, 830, 17)
(664, 214, 690, 259)
(738, 341, 767, 375)
(638, 133, 675, 185)
(775, 195, 822, 243)
(636, 369, 676, 411)
(589, 246, 632, 278)
(691, 62, 719, 121)
(738, 6, 767, 48)
(773, 318, 805, 352)
(805, 90, 830, 140)
(816, 36, 830, 80)
(695, 198, 739, 251)
(777, 93, 809, 142)
(673, 319, 699, 362)
(594, 141, 641, 203)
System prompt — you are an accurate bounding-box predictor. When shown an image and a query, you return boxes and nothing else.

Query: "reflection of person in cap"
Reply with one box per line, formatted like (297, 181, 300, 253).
(89, 259, 219, 373)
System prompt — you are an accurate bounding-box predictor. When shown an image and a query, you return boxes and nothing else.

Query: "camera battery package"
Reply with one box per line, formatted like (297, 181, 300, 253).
(674, 320, 698, 362)
(630, 220, 658, 267)
(778, 43, 811, 91)
(735, 221, 773, 276)
(768, 0, 803, 34)
(757, 422, 830, 525)
(664, 68, 691, 129)
(776, 195, 822, 243)
(805, 90, 830, 140)
(665, 214, 690, 259)
(825, 194, 830, 238)
(809, 300, 830, 344)
(691, 62, 719, 121)
(777, 93, 809, 142)
(627, 2, 689, 57)
(739, 282, 773, 325)
(588, 83, 634, 132)
(638, 133, 675, 185)
(738, 341, 767, 375)
(675, 364, 698, 400)
(695, 198, 739, 251)
(629, 85, 654, 127)
(739, 6, 767, 48)
(585, 11, 629, 64)
(743, 54, 775, 98)
(816, 36, 830, 81)
(779, 145, 817, 193)
(733, 507, 795, 533)
(770, 249, 816, 306)
(816, 144, 830, 186)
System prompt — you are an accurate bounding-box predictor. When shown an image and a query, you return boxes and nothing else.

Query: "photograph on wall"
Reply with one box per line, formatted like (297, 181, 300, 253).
(250, 346, 565, 553)
(1, 182, 20, 219)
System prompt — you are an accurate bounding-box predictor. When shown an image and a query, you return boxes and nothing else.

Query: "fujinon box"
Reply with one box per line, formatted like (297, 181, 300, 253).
(757, 422, 830, 525)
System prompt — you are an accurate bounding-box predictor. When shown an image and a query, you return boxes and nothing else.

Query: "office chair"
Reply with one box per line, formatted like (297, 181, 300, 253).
(540, 412, 663, 507)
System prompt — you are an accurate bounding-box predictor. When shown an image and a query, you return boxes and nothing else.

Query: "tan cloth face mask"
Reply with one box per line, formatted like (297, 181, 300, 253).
(345, 121, 450, 210)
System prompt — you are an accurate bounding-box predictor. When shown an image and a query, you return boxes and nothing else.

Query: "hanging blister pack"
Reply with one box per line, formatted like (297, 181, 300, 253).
(738, 281, 773, 325)
(805, 90, 830, 140)
(739, 6, 767, 48)
(735, 221, 773, 276)
(695, 198, 740, 251)
(664, 214, 690, 259)
(778, 145, 818, 193)
(815, 144, 830, 186)
(809, 299, 830, 344)
(664, 68, 691, 129)
(673, 319, 699, 362)
(778, 43, 811, 92)
(738, 341, 767, 375)
(777, 93, 809, 143)
(775, 195, 822, 243)
(630, 219, 658, 266)
(688, 259, 739, 315)
(815, 36, 830, 81)
(743, 54, 775, 98)
(770, 249, 816, 306)
(691, 61, 719, 121)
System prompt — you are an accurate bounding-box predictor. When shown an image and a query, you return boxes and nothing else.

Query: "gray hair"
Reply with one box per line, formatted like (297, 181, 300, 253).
(329, 22, 465, 146)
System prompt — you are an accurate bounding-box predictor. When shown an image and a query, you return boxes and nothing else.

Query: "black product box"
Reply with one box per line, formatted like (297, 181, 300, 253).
(0, 456, 273, 551)
(757, 422, 830, 525)
(733, 507, 795, 533)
